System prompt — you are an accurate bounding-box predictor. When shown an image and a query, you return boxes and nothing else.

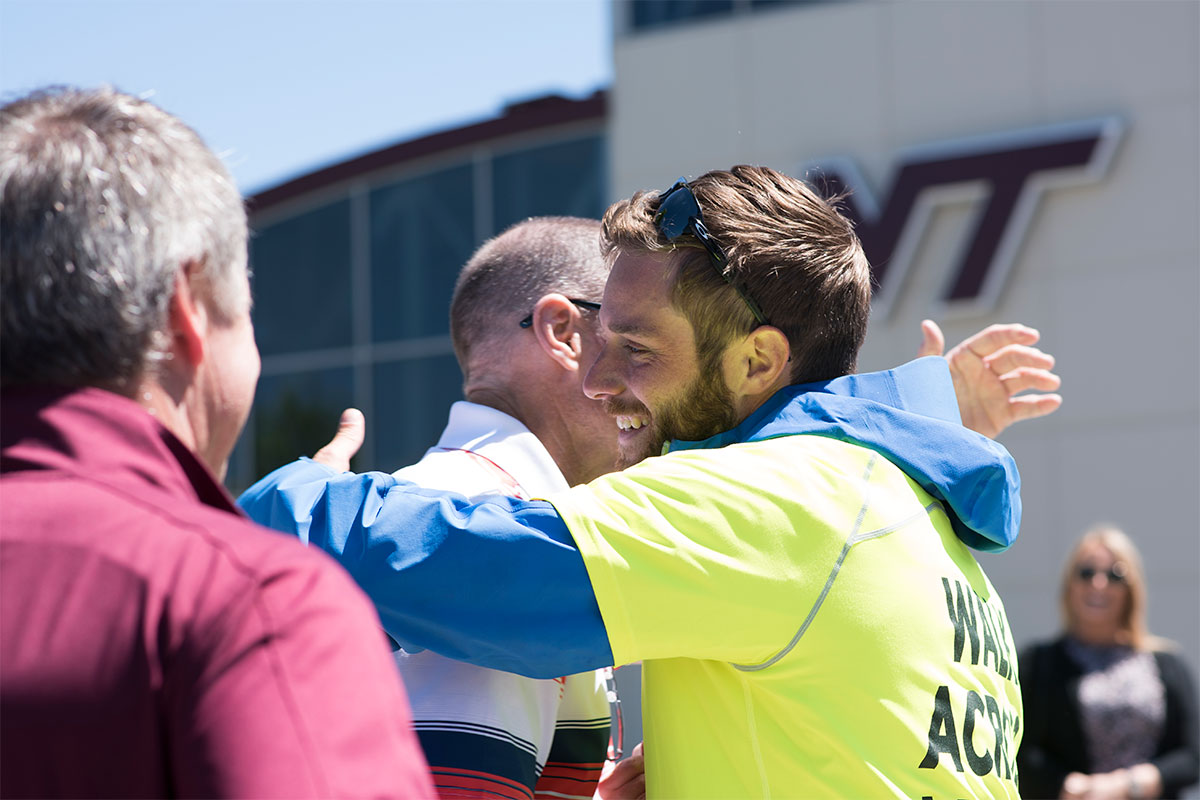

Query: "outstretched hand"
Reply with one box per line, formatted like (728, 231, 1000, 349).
(312, 408, 367, 472)
(918, 320, 1062, 439)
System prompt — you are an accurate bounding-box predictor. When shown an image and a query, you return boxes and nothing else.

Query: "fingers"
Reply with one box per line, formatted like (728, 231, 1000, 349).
(916, 319, 946, 358)
(597, 765, 645, 799)
(1004, 393, 1063, 424)
(957, 323, 1041, 359)
(312, 408, 366, 472)
(982, 343, 1055, 376)
(597, 742, 646, 800)
(997, 366, 1061, 395)
(332, 408, 367, 450)
(1062, 772, 1091, 799)
(943, 322, 1062, 437)
(616, 773, 645, 800)
(599, 766, 646, 800)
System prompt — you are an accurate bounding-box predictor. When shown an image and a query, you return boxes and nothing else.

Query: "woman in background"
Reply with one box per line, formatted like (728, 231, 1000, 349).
(1018, 525, 1199, 799)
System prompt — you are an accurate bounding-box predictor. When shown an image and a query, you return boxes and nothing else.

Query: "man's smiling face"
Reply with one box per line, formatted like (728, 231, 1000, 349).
(582, 250, 738, 469)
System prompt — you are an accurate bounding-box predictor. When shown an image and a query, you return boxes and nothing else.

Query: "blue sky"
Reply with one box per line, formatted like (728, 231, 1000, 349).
(0, 0, 612, 193)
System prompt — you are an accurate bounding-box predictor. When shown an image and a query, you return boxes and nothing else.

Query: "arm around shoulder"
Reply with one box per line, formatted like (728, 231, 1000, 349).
(240, 460, 614, 679)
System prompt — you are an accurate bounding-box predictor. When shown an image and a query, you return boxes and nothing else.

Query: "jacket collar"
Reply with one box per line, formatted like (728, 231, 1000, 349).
(667, 358, 1021, 553)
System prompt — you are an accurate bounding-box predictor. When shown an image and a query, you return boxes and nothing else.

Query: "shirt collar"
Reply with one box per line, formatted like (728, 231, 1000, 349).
(1, 384, 241, 515)
(429, 401, 570, 496)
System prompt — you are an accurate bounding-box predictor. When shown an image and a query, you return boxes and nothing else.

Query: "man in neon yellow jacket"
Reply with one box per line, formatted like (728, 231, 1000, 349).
(243, 166, 1045, 798)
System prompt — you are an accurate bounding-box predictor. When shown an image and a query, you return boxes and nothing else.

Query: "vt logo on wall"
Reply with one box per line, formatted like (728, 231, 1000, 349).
(807, 117, 1124, 315)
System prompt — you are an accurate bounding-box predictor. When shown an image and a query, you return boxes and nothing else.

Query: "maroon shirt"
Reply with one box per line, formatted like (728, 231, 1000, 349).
(0, 386, 434, 799)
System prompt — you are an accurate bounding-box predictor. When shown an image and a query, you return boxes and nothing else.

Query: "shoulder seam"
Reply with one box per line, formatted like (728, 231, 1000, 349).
(731, 450, 944, 673)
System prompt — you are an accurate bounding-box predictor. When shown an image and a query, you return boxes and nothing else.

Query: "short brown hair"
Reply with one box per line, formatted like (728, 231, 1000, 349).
(601, 165, 871, 384)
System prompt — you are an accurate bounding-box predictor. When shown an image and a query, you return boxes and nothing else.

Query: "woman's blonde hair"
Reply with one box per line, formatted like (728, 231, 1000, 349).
(1060, 524, 1170, 651)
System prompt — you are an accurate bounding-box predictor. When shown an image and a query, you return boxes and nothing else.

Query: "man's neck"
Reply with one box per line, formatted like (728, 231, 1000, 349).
(463, 387, 522, 423)
(136, 377, 220, 477)
(464, 384, 603, 487)
(732, 376, 790, 427)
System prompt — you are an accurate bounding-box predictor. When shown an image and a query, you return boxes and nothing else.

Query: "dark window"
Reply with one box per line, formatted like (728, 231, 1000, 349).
(630, 0, 734, 31)
(226, 425, 257, 496)
(628, 0, 817, 33)
(492, 135, 607, 233)
(252, 367, 355, 478)
(251, 200, 353, 356)
(371, 355, 464, 471)
(370, 166, 475, 342)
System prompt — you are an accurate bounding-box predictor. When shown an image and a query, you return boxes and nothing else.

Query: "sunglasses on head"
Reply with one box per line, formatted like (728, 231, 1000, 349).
(519, 298, 601, 329)
(654, 178, 769, 327)
(1075, 564, 1127, 584)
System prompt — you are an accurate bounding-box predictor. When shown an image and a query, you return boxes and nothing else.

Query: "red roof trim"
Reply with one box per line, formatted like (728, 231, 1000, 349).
(248, 90, 608, 213)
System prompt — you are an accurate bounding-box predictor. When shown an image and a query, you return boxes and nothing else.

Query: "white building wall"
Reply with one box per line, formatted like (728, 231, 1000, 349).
(610, 0, 1199, 672)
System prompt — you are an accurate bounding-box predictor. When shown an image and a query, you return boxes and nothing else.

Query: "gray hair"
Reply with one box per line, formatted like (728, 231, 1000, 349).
(0, 86, 249, 390)
(450, 216, 608, 366)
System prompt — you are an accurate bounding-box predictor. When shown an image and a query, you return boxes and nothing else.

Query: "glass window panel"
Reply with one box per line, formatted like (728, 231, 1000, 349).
(250, 199, 353, 356)
(491, 135, 607, 233)
(369, 165, 475, 342)
(750, 0, 822, 9)
(630, 0, 734, 31)
(371, 356, 464, 471)
(225, 424, 256, 496)
(252, 367, 355, 479)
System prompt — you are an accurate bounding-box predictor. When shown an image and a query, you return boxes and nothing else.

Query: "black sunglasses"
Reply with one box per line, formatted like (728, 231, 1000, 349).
(654, 178, 769, 326)
(519, 298, 602, 329)
(1075, 564, 1127, 584)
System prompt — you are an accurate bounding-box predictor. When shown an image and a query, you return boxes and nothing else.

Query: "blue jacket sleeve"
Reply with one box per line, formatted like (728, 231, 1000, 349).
(238, 458, 615, 678)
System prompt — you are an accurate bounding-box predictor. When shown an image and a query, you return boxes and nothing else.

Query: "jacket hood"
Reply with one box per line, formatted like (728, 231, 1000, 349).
(667, 357, 1021, 552)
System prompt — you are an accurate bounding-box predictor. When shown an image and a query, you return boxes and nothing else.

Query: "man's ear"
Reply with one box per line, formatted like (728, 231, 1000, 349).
(725, 325, 791, 399)
(167, 261, 208, 371)
(528, 293, 585, 372)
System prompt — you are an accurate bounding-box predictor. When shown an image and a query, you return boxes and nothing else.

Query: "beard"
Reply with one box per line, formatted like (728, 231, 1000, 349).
(610, 360, 738, 470)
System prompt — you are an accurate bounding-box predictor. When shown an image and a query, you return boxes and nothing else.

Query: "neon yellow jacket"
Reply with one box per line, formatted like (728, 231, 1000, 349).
(555, 433, 1021, 799)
